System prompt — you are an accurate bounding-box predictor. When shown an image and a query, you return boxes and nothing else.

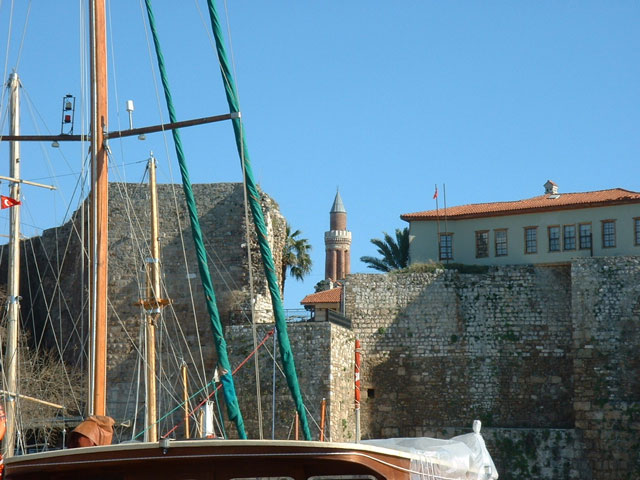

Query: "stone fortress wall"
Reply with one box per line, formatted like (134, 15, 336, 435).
(335, 258, 638, 479)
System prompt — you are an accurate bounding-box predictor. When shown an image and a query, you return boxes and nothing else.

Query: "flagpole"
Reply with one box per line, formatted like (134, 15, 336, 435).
(434, 184, 440, 261)
(443, 184, 449, 263)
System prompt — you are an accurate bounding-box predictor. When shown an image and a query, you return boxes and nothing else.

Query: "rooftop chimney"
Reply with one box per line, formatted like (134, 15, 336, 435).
(544, 180, 558, 195)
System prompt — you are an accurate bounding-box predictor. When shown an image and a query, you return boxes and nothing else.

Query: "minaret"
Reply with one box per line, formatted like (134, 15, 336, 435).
(324, 190, 352, 281)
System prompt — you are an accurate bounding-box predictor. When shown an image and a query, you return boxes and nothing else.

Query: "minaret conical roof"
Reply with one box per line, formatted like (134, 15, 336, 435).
(330, 190, 346, 213)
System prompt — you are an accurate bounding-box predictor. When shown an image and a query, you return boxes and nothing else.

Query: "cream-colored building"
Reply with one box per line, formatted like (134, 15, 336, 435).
(401, 181, 640, 266)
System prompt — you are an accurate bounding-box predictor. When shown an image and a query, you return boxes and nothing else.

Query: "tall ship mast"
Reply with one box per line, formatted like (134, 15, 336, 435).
(88, 0, 109, 418)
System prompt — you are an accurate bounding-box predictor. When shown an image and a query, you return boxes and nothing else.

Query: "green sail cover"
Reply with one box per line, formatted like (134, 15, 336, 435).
(206, 0, 312, 441)
(144, 0, 246, 439)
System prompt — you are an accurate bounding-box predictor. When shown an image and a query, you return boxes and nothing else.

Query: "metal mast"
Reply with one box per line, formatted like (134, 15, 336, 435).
(3, 72, 22, 459)
(2, 73, 56, 458)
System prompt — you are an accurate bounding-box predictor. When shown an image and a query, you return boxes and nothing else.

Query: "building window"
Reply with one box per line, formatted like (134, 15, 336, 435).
(548, 226, 560, 252)
(635, 218, 640, 246)
(475, 231, 489, 258)
(495, 229, 508, 256)
(602, 220, 616, 248)
(563, 225, 576, 250)
(579, 223, 592, 250)
(524, 227, 537, 254)
(439, 233, 453, 260)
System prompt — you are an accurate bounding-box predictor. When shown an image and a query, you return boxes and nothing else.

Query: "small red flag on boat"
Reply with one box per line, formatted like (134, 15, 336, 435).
(433, 186, 438, 199)
(0, 196, 21, 209)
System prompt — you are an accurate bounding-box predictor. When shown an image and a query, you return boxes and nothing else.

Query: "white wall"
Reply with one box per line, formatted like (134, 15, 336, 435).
(408, 204, 640, 265)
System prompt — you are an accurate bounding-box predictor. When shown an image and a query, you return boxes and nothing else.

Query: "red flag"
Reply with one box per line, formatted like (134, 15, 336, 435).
(433, 186, 438, 199)
(1, 196, 21, 209)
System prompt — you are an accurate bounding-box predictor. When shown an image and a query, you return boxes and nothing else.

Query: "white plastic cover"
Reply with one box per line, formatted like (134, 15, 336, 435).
(362, 421, 498, 480)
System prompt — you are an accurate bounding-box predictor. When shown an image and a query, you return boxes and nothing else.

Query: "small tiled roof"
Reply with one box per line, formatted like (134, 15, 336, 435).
(401, 188, 640, 222)
(300, 287, 342, 305)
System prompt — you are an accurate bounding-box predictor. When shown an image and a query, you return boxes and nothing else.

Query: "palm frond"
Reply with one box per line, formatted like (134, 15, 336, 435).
(359, 255, 391, 272)
(281, 223, 313, 297)
(362, 227, 409, 271)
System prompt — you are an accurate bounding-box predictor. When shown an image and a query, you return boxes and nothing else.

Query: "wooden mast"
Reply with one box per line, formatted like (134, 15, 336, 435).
(145, 155, 160, 441)
(181, 363, 190, 439)
(89, 0, 108, 417)
(133, 154, 170, 441)
(4, 72, 22, 459)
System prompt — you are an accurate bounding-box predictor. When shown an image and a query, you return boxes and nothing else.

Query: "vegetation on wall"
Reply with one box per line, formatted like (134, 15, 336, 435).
(392, 261, 490, 275)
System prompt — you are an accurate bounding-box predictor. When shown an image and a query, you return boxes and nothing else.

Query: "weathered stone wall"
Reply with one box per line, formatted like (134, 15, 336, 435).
(426, 426, 590, 479)
(338, 258, 639, 479)
(571, 257, 640, 479)
(344, 266, 573, 439)
(227, 322, 324, 440)
(18, 182, 286, 421)
(225, 321, 354, 442)
(328, 324, 357, 442)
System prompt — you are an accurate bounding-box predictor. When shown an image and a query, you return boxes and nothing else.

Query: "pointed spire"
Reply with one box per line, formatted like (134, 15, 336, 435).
(326, 189, 351, 281)
(330, 189, 346, 213)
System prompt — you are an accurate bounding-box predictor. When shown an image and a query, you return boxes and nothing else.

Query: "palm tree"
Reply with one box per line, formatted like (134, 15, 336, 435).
(360, 227, 410, 272)
(281, 223, 313, 298)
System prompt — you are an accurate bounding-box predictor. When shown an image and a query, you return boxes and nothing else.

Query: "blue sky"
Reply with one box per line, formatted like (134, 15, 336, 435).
(0, 1, 638, 309)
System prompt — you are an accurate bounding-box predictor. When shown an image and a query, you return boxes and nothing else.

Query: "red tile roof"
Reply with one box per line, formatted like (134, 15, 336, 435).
(300, 287, 342, 305)
(401, 188, 640, 221)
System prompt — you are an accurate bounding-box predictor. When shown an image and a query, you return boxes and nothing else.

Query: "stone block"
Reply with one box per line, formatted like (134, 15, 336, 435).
(574, 401, 591, 411)
(585, 411, 604, 421)
(604, 411, 622, 421)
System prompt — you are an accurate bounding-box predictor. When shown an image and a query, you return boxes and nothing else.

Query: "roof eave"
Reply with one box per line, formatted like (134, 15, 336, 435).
(401, 198, 640, 222)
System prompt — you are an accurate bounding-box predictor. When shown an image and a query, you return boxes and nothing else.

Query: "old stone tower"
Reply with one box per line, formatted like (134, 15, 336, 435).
(324, 191, 351, 281)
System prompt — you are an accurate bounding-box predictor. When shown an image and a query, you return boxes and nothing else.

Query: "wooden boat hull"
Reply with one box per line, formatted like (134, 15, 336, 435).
(4, 440, 413, 480)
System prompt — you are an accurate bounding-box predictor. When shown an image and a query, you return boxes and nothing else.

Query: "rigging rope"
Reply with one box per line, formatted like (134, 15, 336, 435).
(221, 0, 266, 438)
(205, 0, 311, 441)
(106, 161, 213, 435)
(12, 0, 31, 73)
(0, 0, 16, 113)
(144, 0, 246, 439)
(158, 328, 275, 441)
(138, 0, 210, 398)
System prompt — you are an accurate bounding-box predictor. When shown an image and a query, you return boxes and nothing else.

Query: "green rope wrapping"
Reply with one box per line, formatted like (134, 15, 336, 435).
(206, 0, 312, 441)
(144, 0, 246, 439)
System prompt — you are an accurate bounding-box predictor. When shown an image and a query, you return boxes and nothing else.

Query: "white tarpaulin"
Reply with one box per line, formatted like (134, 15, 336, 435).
(362, 421, 498, 480)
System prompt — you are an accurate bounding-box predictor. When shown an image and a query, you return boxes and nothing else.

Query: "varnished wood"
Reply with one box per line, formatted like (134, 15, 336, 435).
(181, 364, 190, 439)
(145, 157, 160, 442)
(89, 0, 108, 417)
(4, 440, 415, 480)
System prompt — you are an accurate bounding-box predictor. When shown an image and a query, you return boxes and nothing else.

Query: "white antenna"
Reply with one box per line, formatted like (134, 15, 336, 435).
(126, 100, 135, 129)
(126, 100, 146, 140)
